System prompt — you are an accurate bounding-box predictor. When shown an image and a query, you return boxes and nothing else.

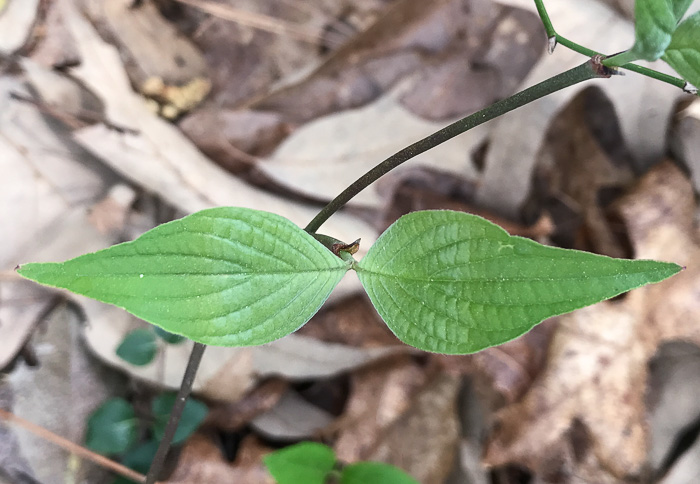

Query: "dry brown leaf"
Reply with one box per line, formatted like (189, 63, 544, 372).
(297, 294, 402, 348)
(255, 0, 543, 208)
(249, 0, 504, 122)
(527, 90, 635, 257)
(82, 0, 208, 88)
(0, 77, 107, 270)
(168, 433, 274, 484)
(206, 379, 288, 432)
(259, 85, 487, 207)
(0, 278, 54, 372)
(647, 342, 700, 473)
(366, 373, 461, 484)
(58, 0, 375, 263)
(7, 304, 121, 483)
(484, 161, 700, 482)
(250, 389, 334, 441)
(334, 356, 428, 463)
(477, 0, 687, 217)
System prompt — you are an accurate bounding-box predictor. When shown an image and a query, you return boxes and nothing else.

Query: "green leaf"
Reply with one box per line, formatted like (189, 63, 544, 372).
(355, 210, 681, 355)
(112, 440, 160, 484)
(264, 442, 336, 484)
(663, 11, 700, 89)
(154, 326, 186, 344)
(116, 329, 158, 366)
(607, 0, 693, 64)
(17, 207, 350, 346)
(341, 462, 419, 484)
(85, 398, 137, 455)
(152, 393, 208, 445)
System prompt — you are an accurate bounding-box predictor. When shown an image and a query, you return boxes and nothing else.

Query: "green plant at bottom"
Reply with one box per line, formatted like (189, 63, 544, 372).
(85, 394, 207, 483)
(264, 442, 418, 484)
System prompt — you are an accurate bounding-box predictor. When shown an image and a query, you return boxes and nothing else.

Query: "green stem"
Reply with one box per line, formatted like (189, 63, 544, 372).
(304, 59, 607, 234)
(532, 0, 687, 91)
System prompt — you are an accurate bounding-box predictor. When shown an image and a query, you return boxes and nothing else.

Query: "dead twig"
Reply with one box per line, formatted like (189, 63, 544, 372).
(0, 408, 154, 483)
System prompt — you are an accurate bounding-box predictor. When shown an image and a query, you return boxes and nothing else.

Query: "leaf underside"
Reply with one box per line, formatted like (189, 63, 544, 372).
(18, 208, 350, 346)
(356, 210, 681, 355)
(662, 11, 700, 88)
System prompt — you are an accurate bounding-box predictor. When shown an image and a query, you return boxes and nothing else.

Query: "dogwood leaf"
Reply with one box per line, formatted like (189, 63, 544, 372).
(355, 210, 681, 354)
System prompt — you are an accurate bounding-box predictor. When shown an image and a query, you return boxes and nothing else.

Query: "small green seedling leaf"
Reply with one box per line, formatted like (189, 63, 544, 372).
(606, 0, 694, 65)
(341, 462, 419, 484)
(264, 442, 336, 484)
(154, 326, 186, 344)
(85, 398, 137, 455)
(112, 440, 160, 484)
(17, 207, 350, 346)
(116, 329, 158, 366)
(356, 210, 681, 355)
(663, 11, 700, 90)
(152, 393, 208, 445)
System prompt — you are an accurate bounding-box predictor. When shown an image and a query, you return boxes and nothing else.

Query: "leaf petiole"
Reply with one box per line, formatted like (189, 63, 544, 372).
(532, 0, 689, 91)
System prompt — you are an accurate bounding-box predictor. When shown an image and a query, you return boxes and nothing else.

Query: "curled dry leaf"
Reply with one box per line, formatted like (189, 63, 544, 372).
(484, 161, 700, 482)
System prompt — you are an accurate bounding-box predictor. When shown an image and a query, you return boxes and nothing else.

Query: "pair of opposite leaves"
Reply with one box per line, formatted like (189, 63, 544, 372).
(18, 207, 680, 354)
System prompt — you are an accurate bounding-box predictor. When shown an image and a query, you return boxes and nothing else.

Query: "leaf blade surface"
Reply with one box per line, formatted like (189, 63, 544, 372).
(662, 11, 700, 88)
(264, 442, 336, 484)
(18, 207, 350, 346)
(356, 210, 681, 354)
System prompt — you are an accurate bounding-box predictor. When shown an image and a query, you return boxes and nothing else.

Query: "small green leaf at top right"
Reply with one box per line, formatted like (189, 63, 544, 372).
(355, 210, 681, 355)
(663, 11, 700, 91)
(606, 0, 694, 65)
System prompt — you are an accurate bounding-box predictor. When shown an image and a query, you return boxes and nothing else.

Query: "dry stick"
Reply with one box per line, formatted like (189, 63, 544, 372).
(0, 408, 150, 483)
(144, 342, 206, 484)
